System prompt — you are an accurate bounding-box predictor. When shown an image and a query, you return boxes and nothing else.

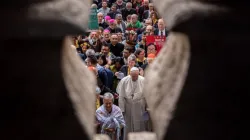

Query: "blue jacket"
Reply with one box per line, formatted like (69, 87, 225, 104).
(96, 65, 113, 90)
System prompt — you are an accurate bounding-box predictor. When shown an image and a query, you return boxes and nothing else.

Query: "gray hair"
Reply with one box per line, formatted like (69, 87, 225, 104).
(128, 54, 136, 61)
(103, 92, 114, 102)
(86, 49, 95, 57)
(115, 14, 122, 19)
(131, 14, 138, 18)
(126, 2, 132, 6)
(97, 12, 103, 16)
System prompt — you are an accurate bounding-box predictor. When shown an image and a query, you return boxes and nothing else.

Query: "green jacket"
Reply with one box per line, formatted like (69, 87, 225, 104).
(127, 21, 143, 29)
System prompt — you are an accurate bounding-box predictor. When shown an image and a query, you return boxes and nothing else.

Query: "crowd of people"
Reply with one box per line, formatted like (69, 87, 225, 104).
(71, 0, 168, 139)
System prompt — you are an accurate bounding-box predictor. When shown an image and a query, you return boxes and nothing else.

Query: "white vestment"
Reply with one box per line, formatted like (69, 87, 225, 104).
(116, 75, 147, 140)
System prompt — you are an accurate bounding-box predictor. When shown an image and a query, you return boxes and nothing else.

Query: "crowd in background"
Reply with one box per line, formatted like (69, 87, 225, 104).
(71, 0, 168, 139)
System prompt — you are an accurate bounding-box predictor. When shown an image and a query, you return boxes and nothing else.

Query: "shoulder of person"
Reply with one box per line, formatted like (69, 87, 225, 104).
(139, 75, 145, 80)
(96, 105, 103, 113)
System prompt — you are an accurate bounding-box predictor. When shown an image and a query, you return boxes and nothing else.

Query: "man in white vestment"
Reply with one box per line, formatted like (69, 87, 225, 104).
(116, 67, 147, 140)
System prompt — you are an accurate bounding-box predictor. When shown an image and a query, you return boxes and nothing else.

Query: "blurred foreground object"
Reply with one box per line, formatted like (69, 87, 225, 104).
(145, 0, 250, 140)
(1, 0, 96, 140)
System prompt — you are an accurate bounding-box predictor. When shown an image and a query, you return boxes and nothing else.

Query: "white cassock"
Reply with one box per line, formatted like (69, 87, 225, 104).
(116, 75, 147, 139)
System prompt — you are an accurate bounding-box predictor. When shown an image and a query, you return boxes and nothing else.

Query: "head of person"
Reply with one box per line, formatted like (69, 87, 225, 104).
(91, 31, 98, 40)
(117, 31, 123, 40)
(115, 14, 123, 24)
(85, 55, 98, 67)
(101, 42, 110, 56)
(130, 67, 140, 81)
(111, 4, 117, 12)
(105, 16, 111, 23)
(102, 1, 108, 8)
(143, 0, 149, 7)
(91, 4, 97, 9)
(103, 92, 114, 113)
(149, 3, 154, 11)
(150, 11, 158, 20)
(147, 53, 156, 64)
(108, 19, 116, 29)
(116, 0, 123, 5)
(145, 25, 153, 33)
(127, 54, 136, 67)
(86, 49, 96, 57)
(113, 57, 124, 70)
(80, 42, 90, 54)
(110, 34, 118, 45)
(98, 27, 104, 36)
(126, 15, 132, 22)
(142, 32, 147, 41)
(144, 18, 153, 26)
(158, 19, 165, 31)
(134, 48, 145, 60)
(103, 29, 110, 41)
(97, 12, 104, 23)
(131, 14, 138, 24)
(126, 2, 132, 10)
(147, 43, 157, 55)
(96, 53, 108, 66)
(123, 47, 132, 59)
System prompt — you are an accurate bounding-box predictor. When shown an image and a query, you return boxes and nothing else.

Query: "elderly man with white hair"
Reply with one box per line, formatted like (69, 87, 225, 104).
(96, 92, 125, 140)
(116, 67, 147, 139)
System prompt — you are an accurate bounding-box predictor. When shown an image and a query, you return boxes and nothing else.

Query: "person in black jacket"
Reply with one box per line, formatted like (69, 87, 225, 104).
(109, 34, 124, 57)
(153, 19, 169, 36)
(138, 0, 149, 22)
(107, 4, 121, 19)
(121, 2, 137, 21)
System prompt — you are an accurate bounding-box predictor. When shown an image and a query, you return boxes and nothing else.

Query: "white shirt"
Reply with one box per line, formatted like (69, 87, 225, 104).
(158, 29, 166, 36)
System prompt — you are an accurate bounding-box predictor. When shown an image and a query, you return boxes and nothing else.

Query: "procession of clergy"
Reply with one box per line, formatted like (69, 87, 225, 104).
(71, 0, 168, 139)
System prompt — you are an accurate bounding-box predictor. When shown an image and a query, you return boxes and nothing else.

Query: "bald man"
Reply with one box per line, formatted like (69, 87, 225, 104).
(116, 67, 147, 139)
(154, 19, 169, 36)
(97, 12, 109, 29)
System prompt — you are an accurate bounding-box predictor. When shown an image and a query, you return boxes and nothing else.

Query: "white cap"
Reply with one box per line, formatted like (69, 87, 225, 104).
(130, 67, 139, 72)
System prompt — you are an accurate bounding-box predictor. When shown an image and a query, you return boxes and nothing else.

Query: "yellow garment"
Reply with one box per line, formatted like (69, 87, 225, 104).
(137, 57, 147, 65)
(96, 96, 100, 110)
(153, 19, 158, 24)
(128, 67, 131, 75)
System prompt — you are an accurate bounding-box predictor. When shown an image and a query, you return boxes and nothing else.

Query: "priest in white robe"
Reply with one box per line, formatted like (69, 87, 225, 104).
(116, 67, 147, 140)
